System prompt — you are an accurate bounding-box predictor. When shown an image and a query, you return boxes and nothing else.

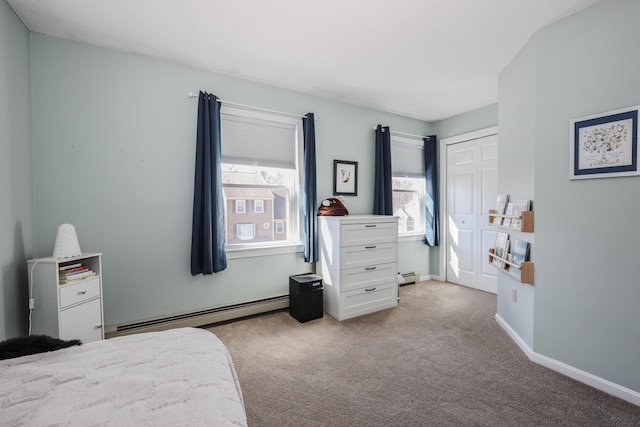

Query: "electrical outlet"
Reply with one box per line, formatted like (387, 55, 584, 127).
(511, 288, 517, 303)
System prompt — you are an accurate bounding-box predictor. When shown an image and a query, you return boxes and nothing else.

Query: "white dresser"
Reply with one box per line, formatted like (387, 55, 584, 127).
(318, 215, 398, 321)
(28, 253, 104, 343)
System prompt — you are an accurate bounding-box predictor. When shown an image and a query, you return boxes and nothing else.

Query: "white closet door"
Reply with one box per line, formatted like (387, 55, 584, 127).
(446, 134, 498, 294)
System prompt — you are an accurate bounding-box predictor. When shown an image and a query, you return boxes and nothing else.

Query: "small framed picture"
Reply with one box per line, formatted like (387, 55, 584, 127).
(333, 160, 358, 196)
(570, 106, 639, 179)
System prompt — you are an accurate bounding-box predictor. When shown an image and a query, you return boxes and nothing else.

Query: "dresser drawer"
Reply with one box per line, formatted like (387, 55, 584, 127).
(340, 243, 397, 270)
(340, 283, 397, 319)
(340, 262, 396, 292)
(59, 278, 101, 308)
(340, 222, 397, 247)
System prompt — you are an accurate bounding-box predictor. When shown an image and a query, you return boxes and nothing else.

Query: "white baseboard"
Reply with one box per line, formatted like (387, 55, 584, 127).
(495, 314, 533, 355)
(495, 314, 640, 407)
(106, 295, 289, 338)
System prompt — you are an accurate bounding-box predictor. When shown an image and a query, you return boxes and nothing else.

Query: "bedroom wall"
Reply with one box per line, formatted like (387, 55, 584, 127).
(499, 0, 640, 395)
(496, 36, 537, 349)
(29, 34, 434, 327)
(0, 0, 34, 340)
(433, 103, 498, 140)
(532, 0, 640, 393)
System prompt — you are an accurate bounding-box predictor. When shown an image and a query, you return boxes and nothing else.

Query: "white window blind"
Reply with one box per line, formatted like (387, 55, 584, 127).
(391, 136, 424, 178)
(220, 112, 297, 169)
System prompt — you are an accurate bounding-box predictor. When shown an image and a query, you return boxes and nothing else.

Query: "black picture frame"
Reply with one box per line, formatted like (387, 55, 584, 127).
(333, 160, 358, 196)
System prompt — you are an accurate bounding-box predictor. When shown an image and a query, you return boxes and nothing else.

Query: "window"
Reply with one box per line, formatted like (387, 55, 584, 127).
(220, 106, 303, 252)
(391, 136, 425, 236)
(236, 223, 256, 240)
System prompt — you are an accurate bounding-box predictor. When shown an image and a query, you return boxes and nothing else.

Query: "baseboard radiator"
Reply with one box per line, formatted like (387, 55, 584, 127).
(398, 271, 420, 286)
(105, 295, 289, 339)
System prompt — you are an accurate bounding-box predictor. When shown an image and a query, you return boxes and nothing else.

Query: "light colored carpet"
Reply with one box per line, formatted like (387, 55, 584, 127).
(207, 280, 640, 426)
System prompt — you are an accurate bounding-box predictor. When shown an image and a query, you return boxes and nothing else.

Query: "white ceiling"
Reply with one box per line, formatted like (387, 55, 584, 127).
(8, 0, 600, 121)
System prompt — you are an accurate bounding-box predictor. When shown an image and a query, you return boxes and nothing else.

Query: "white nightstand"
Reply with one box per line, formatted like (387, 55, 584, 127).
(28, 253, 104, 343)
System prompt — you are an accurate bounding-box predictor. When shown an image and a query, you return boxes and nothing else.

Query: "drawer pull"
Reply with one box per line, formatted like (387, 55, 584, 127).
(365, 287, 377, 292)
(365, 224, 377, 228)
(365, 245, 377, 249)
(364, 266, 377, 271)
(79, 290, 87, 295)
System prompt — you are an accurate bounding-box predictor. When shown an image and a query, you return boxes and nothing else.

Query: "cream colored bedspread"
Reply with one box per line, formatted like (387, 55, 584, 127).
(0, 327, 247, 426)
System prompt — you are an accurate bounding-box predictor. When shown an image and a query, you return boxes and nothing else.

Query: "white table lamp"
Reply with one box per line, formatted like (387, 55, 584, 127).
(52, 224, 82, 258)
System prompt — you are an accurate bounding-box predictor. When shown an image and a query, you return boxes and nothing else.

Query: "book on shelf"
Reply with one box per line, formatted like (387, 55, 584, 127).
(59, 263, 82, 271)
(510, 200, 531, 229)
(502, 202, 514, 226)
(510, 239, 530, 267)
(493, 232, 510, 268)
(61, 266, 89, 275)
(59, 271, 96, 284)
(60, 269, 92, 280)
(493, 194, 509, 224)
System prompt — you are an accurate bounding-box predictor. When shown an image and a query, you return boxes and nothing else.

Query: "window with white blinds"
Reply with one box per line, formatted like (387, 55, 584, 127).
(220, 109, 298, 170)
(391, 136, 424, 178)
(219, 106, 303, 254)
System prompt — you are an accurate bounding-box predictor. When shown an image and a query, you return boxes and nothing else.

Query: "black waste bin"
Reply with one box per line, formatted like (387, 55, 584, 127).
(289, 274, 323, 323)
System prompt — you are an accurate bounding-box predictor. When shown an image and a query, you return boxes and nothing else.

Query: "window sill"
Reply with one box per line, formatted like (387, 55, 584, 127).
(398, 234, 425, 243)
(226, 243, 304, 260)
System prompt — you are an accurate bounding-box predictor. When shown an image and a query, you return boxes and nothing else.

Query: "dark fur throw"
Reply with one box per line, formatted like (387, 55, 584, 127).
(0, 335, 81, 360)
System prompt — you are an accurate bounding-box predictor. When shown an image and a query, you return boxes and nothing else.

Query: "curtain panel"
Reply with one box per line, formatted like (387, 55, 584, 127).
(424, 135, 439, 247)
(191, 91, 227, 274)
(302, 113, 318, 263)
(373, 125, 393, 215)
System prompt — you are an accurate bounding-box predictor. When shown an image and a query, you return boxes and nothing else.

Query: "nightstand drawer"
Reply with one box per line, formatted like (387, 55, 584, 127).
(340, 262, 396, 292)
(340, 283, 397, 319)
(59, 278, 101, 308)
(340, 222, 397, 247)
(340, 243, 396, 269)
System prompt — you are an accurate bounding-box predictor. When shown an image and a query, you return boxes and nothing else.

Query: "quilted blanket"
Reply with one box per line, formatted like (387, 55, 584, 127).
(0, 327, 247, 426)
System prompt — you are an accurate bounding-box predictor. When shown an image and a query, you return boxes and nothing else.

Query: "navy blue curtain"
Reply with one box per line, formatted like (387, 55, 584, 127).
(424, 135, 439, 246)
(191, 91, 227, 274)
(373, 125, 393, 215)
(302, 113, 318, 263)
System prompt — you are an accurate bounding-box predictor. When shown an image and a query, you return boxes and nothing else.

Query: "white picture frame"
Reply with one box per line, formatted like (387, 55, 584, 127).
(570, 106, 640, 179)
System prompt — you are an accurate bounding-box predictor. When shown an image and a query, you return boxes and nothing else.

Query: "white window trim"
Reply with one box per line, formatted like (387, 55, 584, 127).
(221, 106, 304, 255)
(226, 243, 304, 259)
(254, 199, 264, 213)
(235, 199, 246, 214)
(392, 135, 426, 237)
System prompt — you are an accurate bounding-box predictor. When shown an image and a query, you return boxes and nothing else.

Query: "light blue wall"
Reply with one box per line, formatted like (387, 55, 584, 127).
(29, 34, 434, 326)
(433, 103, 498, 140)
(497, 36, 537, 348)
(0, 0, 34, 340)
(533, 0, 640, 392)
(498, 0, 640, 393)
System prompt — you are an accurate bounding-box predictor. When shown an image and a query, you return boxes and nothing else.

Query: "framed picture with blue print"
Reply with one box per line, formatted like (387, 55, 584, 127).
(570, 105, 640, 179)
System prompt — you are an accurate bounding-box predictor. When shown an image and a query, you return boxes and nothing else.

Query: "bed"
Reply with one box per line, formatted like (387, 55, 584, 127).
(0, 327, 247, 426)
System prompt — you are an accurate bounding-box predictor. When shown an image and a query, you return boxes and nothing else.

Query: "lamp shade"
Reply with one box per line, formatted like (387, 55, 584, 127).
(52, 224, 82, 258)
